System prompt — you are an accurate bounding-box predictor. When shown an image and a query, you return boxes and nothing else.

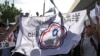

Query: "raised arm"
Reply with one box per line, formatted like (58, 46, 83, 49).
(87, 10, 99, 40)
(87, 9, 94, 25)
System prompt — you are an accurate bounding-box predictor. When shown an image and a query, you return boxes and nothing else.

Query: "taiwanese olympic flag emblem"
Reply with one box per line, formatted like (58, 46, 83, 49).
(40, 23, 67, 49)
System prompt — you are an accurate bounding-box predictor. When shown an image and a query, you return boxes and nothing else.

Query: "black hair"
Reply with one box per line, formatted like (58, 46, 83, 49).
(0, 22, 6, 27)
(86, 25, 96, 29)
(86, 25, 91, 28)
(24, 12, 29, 17)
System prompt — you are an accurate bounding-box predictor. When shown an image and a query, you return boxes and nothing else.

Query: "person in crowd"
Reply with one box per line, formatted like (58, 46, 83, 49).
(80, 24, 98, 56)
(88, 9, 100, 56)
(0, 22, 18, 56)
(86, 10, 100, 56)
(0, 22, 8, 56)
(24, 12, 29, 17)
(95, 16, 100, 56)
(94, 4, 100, 54)
(36, 12, 39, 16)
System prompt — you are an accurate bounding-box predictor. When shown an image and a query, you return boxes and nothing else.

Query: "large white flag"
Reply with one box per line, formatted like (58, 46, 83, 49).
(15, 10, 87, 56)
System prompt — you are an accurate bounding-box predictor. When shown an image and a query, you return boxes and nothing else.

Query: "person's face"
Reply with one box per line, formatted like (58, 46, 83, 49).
(0, 27, 6, 33)
(85, 27, 92, 36)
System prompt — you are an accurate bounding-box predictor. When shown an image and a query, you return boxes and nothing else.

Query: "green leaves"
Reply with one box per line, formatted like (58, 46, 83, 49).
(0, 0, 21, 23)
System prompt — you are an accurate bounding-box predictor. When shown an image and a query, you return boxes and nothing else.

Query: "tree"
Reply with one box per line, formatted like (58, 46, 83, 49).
(0, 0, 21, 23)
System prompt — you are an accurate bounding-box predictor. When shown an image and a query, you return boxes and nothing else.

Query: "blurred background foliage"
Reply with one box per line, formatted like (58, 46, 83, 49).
(0, 0, 21, 23)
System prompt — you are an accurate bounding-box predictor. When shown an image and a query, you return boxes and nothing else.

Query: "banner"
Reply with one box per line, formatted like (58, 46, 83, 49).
(0, 32, 15, 49)
(15, 10, 87, 56)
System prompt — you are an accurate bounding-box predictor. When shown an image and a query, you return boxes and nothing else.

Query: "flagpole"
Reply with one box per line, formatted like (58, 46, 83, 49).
(13, 0, 14, 5)
(50, 0, 64, 26)
(43, 0, 45, 16)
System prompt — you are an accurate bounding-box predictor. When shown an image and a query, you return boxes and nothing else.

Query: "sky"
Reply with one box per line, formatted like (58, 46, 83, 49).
(0, 0, 79, 16)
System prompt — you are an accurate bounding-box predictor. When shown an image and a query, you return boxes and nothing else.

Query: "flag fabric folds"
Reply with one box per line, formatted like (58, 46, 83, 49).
(15, 10, 87, 56)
